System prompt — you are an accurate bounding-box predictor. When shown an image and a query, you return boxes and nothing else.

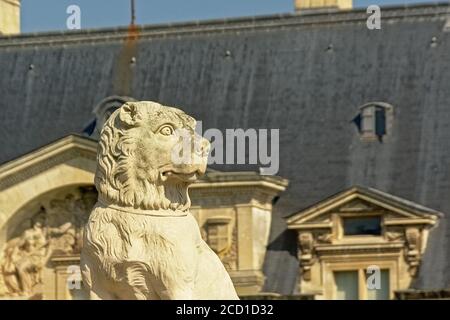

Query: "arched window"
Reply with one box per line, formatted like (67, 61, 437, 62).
(352, 102, 394, 142)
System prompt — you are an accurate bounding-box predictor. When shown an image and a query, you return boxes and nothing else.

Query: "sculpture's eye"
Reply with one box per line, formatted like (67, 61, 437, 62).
(159, 125, 174, 136)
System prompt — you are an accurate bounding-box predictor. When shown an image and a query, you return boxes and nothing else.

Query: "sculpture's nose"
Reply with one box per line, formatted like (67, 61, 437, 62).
(195, 137, 210, 157)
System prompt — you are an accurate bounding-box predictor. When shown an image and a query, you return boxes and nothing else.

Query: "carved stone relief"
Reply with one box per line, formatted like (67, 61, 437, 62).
(405, 227, 421, 276)
(0, 186, 97, 298)
(202, 216, 237, 271)
(385, 227, 405, 242)
(298, 232, 315, 281)
(222, 225, 238, 271)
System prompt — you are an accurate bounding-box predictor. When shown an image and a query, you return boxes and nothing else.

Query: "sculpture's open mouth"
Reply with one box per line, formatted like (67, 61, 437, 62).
(160, 170, 201, 182)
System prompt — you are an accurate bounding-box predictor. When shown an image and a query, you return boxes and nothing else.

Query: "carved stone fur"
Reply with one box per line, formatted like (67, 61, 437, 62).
(80, 101, 238, 299)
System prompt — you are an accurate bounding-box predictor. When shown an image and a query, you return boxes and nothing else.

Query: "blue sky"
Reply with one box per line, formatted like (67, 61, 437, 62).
(22, 0, 446, 33)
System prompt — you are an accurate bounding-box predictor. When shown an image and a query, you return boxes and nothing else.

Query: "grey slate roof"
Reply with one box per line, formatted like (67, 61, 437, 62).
(1, 3, 450, 293)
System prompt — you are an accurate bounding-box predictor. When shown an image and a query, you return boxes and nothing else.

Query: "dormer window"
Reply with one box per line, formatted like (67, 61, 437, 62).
(286, 186, 440, 300)
(353, 102, 393, 142)
(343, 216, 381, 236)
(83, 95, 136, 138)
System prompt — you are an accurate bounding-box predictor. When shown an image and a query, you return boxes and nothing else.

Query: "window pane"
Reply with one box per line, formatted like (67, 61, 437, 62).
(366, 269, 390, 300)
(343, 217, 381, 236)
(375, 107, 386, 137)
(334, 271, 359, 300)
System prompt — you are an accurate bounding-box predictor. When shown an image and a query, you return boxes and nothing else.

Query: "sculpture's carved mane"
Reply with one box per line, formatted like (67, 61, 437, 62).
(81, 102, 239, 300)
(94, 103, 192, 211)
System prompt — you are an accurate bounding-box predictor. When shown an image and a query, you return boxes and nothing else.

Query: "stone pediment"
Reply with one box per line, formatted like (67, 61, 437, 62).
(337, 199, 376, 212)
(0, 135, 98, 299)
(285, 186, 442, 297)
(0, 134, 97, 192)
(286, 186, 441, 228)
(0, 135, 97, 248)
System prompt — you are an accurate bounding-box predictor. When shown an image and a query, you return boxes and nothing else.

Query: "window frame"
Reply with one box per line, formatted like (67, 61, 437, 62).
(357, 102, 394, 142)
(332, 268, 391, 300)
(334, 212, 385, 242)
(342, 216, 383, 237)
(325, 261, 396, 300)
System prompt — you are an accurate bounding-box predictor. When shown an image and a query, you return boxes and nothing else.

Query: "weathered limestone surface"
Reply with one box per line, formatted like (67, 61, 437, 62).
(80, 101, 239, 299)
(0, 186, 95, 299)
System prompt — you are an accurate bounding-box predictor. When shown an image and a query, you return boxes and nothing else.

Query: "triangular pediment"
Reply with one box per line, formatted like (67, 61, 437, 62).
(337, 198, 376, 212)
(0, 134, 97, 192)
(286, 186, 442, 228)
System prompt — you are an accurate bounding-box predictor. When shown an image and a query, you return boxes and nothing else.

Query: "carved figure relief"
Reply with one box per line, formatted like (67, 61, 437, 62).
(0, 186, 97, 298)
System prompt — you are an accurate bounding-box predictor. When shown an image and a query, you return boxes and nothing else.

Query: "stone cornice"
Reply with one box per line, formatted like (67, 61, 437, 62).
(287, 222, 332, 230)
(0, 3, 448, 47)
(315, 242, 405, 253)
(0, 134, 97, 191)
(192, 171, 288, 192)
(50, 254, 80, 267)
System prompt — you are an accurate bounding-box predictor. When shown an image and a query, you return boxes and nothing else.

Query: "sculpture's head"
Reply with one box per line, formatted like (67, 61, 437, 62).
(95, 101, 210, 211)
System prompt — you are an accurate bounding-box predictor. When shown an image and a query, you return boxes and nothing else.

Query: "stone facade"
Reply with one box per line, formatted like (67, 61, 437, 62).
(190, 171, 288, 295)
(286, 187, 440, 300)
(0, 134, 441, 300)
(0, 135, 287, 299)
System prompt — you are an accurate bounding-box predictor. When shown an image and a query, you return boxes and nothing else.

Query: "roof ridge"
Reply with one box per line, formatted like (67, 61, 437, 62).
(0, 3, 448, 47)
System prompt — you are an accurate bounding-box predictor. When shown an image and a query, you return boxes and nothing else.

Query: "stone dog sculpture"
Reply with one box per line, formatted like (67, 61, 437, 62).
(81, 101, 238, 300)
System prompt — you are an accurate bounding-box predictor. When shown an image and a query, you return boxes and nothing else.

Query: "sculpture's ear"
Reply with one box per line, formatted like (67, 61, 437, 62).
(119, 102, 143, 126)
